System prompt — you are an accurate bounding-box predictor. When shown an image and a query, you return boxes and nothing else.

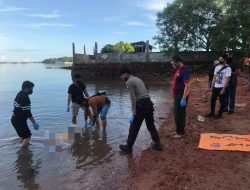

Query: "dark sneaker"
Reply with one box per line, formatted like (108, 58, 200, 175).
(153, 142, 162, 151)
(205, 113, 215, 118)
(119, 144, 132, 153)
(214, 114, 222, 119)
(224, 108, 228, 112)
(228, 110, 234, 114)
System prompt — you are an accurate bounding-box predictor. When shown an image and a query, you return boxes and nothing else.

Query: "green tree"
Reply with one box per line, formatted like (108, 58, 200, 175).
(101, 42, 135, 53)
(155, 0, 250, 52)
(155, 0, 221, 52)
(101, 44, 118, 53)
(217, 0, 250, 51)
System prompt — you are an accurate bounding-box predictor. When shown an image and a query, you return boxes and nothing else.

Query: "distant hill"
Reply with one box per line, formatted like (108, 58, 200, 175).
(42, 56, 73, 64)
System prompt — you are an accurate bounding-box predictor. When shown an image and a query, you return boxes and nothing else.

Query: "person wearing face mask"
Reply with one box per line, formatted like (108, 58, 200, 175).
(118, 66, 162, 153)
(205, 54, 232, 119)
(171, 55, 191, 138)
(224, 52, 240, 114)
(11, 81, 40, 148)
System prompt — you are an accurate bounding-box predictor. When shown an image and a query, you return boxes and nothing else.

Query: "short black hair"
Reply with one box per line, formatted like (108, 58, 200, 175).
(73, 74, 81, 79)
(171, 55, 183, 62)
(220, 53, 228, 61)
(22, 81, 34, 90)
(119, 66, 130, 75)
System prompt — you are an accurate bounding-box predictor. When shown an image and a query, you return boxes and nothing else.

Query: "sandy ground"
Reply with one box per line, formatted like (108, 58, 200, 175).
(131, 75, 250, 190)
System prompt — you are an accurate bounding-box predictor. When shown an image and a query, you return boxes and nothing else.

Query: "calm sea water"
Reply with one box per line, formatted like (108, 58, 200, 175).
(0, 63, 170, 190)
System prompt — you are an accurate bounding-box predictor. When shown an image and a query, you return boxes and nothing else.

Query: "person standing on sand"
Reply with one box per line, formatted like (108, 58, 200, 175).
(208, 60, 219, 89)
(11, 81, 40, 148)
(241, 55, 250, 91)
(119, 66, 162, 153)
(205, 54, 231, 119)
(224, 52, 240, 114)
(171, 55, 191, 138)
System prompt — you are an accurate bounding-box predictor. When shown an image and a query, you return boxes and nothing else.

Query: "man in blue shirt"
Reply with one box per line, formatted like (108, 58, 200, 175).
(171, 55, 191, 138)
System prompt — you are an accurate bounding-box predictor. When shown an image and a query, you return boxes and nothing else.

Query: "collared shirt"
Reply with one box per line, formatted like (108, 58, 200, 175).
(172, 66, 190, 100)
(126, 75, 149, 115)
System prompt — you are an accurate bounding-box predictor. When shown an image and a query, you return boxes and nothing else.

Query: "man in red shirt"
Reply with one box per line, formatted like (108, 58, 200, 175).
(171, 55, 191, 138)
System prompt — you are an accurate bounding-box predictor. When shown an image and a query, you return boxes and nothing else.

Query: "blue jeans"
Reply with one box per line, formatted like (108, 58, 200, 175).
(99, 103, 111, 120)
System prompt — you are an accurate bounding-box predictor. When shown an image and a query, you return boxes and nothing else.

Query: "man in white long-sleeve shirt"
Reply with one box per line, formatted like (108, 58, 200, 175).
(119, 66, 162, 153)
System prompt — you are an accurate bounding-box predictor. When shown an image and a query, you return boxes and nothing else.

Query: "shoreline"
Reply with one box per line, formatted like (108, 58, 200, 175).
(131, 75, 250, 189)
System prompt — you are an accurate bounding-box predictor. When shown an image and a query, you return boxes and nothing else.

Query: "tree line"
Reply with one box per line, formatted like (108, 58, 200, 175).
(154, 0, 250, 53)
(101, 42, 135, 53)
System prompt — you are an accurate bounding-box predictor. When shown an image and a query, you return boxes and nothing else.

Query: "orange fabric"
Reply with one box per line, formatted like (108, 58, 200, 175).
(199, 133, 250, 152)
(88, 96, 106, 116)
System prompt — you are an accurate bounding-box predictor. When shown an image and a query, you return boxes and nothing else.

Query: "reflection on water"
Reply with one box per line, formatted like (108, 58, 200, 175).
(15, 149, 41, 190)
(71, 127, 112, 169)
(0, 63, 170, 190)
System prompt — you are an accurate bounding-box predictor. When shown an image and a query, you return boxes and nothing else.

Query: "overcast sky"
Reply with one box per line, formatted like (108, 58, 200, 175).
(0, 0, 173, 62)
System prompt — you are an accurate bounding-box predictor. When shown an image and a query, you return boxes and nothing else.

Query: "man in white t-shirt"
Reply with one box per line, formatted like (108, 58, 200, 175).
(206, 54, 232, 119)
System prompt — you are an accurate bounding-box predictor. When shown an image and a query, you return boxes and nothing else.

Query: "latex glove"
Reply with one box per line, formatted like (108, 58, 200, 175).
(67, 106, 70, 112)
(87, 120, 95, 128)
(128, 115, 135, 125)
(180, 98, 187, 107)
(33, 122, 39, 130)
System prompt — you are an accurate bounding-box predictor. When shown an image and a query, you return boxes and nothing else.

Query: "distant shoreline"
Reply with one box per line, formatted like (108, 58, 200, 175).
(0, 62, 42, 64)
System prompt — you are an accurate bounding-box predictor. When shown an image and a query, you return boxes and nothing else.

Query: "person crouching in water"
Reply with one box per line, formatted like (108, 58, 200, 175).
(11, 81, 40, 148)
(77, 95, 111, 128)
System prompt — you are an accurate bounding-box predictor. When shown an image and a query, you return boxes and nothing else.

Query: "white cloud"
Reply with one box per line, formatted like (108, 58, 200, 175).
(125, 21, 148, 26)
(27, 11, 60, 18)
(12, 23, 73, 29)
(103, 16, 121, 22)
(113, 31, 126, 35)
(144, 13, 157, 21)
(0, 6, 26, 12)
(0, 55, 6, 61)
(0, 35, 9, 40)
(3, 48, 39, 52)
(136, 0, 167, 11)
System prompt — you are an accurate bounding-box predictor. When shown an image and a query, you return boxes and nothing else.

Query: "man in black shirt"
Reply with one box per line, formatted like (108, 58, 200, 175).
(11, 81, 39, 148)
(225, 53, 240, 114)
(67, 74, 90, 124)
(208, 60, 219, 89)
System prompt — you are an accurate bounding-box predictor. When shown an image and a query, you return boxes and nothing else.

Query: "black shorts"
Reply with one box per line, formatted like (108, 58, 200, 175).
(11, 116, 31, 139)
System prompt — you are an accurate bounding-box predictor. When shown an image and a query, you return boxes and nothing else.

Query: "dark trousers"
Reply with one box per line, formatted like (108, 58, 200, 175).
(127, 98, 160, 147)
(225, 84, 237, 111)
(174, 98, 186, 135)
(210, 88, 228, 116)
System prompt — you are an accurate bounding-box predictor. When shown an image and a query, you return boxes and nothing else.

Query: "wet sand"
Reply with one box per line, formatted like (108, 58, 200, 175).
(131, 75, 250, 190)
